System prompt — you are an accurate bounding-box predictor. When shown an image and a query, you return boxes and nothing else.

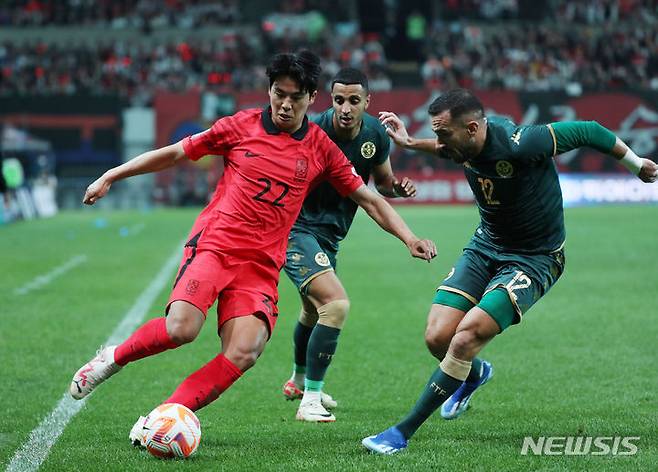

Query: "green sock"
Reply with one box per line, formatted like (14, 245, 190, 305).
(396, 367, 463, 440)
(305, 323, 340, 386)
(465, 357, 483, 384)
(304, 378, 324, 392)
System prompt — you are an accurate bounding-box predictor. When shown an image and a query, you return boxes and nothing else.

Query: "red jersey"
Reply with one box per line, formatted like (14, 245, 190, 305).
(181, 108, 364, 271)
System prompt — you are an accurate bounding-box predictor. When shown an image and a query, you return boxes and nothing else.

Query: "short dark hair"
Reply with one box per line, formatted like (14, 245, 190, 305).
(266, 49, 322, 95)
(331, 68, 369, 93)
(428, 88, 484, 121)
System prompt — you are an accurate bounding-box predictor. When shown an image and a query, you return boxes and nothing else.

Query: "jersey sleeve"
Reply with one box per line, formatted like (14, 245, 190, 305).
(181, 113, 244, 161)
(549, 121, 616, 154)
(322, 139, 364, 197)
(508, 124, 556, 161)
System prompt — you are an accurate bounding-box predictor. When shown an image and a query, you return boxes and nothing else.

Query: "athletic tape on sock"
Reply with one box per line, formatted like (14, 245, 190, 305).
(440, 352, 472, 381)
(317, 299, 350, 329)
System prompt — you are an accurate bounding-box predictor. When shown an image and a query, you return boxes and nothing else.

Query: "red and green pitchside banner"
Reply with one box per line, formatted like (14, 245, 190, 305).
(156, 89, 658, 205)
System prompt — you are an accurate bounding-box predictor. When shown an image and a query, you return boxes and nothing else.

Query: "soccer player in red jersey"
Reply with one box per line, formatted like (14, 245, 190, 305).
(69, 50, 437, 444)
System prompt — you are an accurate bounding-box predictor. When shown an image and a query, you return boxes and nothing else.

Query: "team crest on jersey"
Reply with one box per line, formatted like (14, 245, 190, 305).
(185, 279, 200, 295)
(496, 160, 514, 177)
(360, 141, 376, 159)
(295, 158, 308, 181)
(314, 252, 331, 267)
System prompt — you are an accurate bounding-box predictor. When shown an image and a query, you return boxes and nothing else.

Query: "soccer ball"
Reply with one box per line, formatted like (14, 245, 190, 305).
(143, 403, 201, 459)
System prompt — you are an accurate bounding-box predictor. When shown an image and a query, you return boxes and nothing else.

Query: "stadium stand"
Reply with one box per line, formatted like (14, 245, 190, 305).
(0, 1, 656, 100)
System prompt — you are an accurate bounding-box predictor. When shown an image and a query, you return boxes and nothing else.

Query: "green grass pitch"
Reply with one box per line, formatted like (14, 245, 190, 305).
(1, 205, 656, 471)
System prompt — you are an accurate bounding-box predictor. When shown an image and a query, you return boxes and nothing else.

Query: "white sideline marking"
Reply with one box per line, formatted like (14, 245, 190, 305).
(6, 246, 182, 472)
(13, 255, 88, 296)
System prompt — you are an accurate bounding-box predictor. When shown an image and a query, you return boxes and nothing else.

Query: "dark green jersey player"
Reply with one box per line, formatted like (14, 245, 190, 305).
(293, 107, 391, 247)
(363, 88, 658, 454)
(464, 115, 565, 254)
(282, 68, 420, 422)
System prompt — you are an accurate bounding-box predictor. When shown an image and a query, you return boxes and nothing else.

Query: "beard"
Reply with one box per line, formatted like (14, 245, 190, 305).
(439, 147, 469, 164)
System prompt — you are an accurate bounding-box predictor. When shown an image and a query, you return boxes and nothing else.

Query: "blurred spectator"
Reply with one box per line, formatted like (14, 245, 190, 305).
(405, 9, 427, 61)
(421, 54, 445, 90)
(368, 66, 393, 91)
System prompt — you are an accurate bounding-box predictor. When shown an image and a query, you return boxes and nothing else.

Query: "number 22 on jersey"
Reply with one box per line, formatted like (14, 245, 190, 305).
(252, 178, 289, 207)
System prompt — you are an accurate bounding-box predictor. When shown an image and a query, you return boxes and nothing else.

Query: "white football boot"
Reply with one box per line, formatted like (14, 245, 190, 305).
(282, 380, 338, 409)
(129, 415, 148, 447)
(319, 391, 338, 410)
(295, 400, 336, 422)
(70, 345, 122, 400)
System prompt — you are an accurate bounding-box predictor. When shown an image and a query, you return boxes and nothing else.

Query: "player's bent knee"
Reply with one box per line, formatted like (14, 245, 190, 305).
(223, 346, 261, 371)
(299, 308, 319, 327)
(167, 323, 200, 345)
(166, 301, 204, 344)
(424, 330, 449, 359)
(449, 329, 480, 357)
(317, 299, 350, 329)
(166, 316, 202, 345)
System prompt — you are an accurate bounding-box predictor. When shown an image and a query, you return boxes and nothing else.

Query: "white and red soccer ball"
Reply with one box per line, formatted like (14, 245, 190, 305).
(143, 403, 201, 459)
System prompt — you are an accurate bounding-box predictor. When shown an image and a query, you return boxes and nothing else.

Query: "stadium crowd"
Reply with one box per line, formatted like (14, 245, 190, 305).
(439, 0, 656, 23)
(0, 0, 656, 101)
(420, 21, 658, 92)
(0, 0, 241, 28)
(3, 0, 656, 26)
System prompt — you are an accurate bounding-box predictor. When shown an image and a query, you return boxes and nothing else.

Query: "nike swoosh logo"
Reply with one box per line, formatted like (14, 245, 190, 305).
(244, 151, 262, 158)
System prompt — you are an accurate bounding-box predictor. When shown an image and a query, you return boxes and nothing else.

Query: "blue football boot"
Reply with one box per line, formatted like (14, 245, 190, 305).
(362, 426, 408, 454)
(440, 360, 494, 419)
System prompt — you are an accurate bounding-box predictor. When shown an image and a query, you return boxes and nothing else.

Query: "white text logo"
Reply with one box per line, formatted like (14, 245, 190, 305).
(520, 436, 640, 456)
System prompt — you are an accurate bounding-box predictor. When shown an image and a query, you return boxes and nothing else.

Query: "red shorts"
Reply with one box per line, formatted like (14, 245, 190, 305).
(167, 246, 279, 338)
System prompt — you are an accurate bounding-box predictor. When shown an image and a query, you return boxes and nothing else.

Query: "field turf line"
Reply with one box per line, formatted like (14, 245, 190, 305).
(6, 245, 182, 472)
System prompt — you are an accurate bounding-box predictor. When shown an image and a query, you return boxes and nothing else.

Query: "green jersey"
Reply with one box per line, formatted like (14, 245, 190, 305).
(465, 116, 563, 254)
(293, 109, 390, 248)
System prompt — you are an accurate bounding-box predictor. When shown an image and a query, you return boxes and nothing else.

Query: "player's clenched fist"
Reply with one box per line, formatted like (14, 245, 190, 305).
(407, 238, 437, 262)
(393, 177, 417, 198)
(639, 158, 658, 183)
(83, 176, 112, 205)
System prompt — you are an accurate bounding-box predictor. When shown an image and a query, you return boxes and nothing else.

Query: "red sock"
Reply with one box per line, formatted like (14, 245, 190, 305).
(165, 354, 243, 411)
(114, 318, 178, 366)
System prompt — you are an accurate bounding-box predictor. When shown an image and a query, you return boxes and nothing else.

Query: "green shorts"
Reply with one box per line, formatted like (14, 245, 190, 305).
(433, 237, 566, 331)
(283, 229, 338, 294)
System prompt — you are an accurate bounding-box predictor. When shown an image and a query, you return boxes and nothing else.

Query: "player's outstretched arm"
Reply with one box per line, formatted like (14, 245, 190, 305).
(549, 121, 658, 183)
(378, 111, 439, 156)
(372, 159, 417, 198)
(348, 184, 436, 262)
(83, 141, 187, 205)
